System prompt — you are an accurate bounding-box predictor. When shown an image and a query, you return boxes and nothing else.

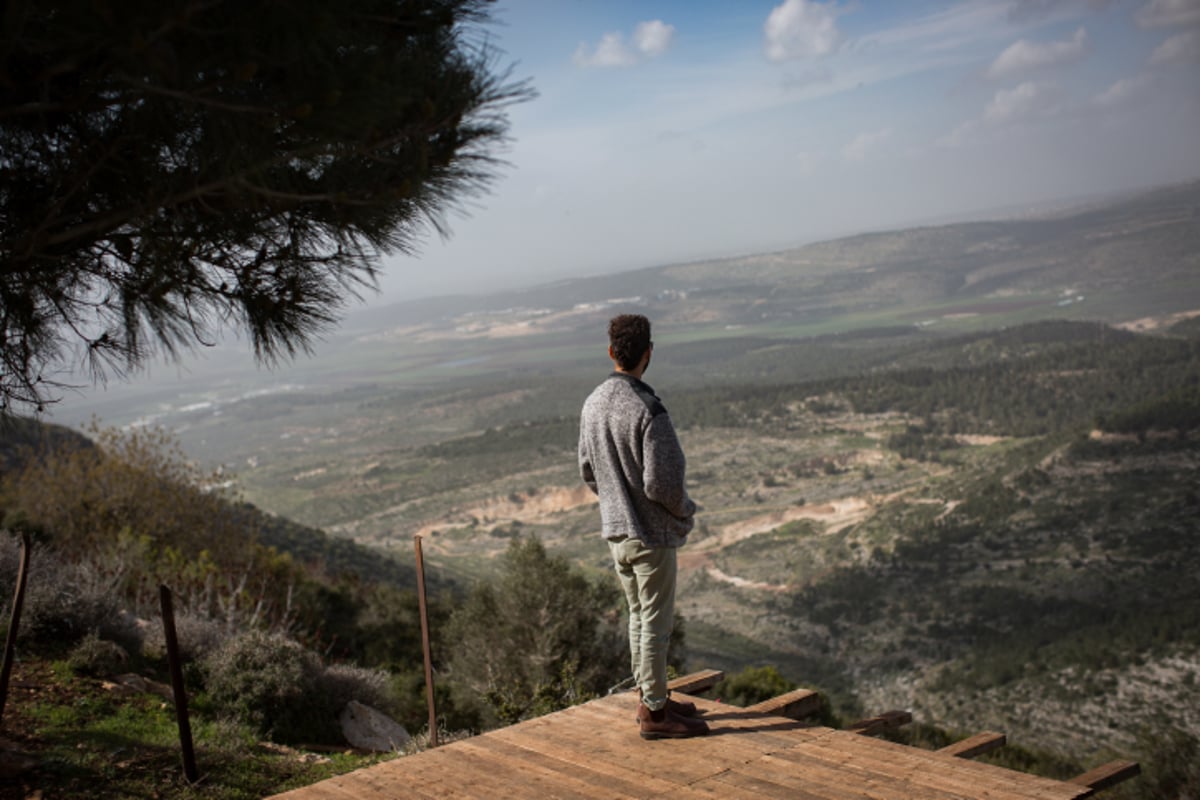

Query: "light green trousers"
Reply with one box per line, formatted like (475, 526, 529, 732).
(608, 537, 677, 711)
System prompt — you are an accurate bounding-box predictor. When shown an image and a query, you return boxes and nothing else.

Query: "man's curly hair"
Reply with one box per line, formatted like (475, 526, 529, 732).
(608, 314, 652, 371)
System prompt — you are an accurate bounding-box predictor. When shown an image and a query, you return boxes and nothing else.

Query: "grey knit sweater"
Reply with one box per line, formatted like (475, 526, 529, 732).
(579, 372, 696, 548)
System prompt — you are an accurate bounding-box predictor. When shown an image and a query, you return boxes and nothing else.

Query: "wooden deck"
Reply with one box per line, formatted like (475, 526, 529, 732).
(268, 686, 1130, 800)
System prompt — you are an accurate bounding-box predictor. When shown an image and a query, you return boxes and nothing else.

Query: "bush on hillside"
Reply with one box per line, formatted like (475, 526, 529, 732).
(446, 536, 627, 727)
(67, 632, 130, 677)
(0, 424, 360, 639)
(202, 629, 399, 745)
(321, 663, 397, 718)
(0, 533, 141, 654)
(711, 665, 797, 707)
(140, 611, 228, 664)
(203, 630, 326, 744)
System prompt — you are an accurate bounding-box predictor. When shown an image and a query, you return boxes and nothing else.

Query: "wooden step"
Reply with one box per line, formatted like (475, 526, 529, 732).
(667, 669, 724, 695)
(744, 689, 822, 720)
(1069, 760, 1140, 796)
(846, 709, 912, 736)
(937, 731, 1006, 759)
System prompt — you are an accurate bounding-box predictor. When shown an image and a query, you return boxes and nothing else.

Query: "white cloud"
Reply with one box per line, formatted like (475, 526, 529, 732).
(574, 33, 634, 68)
(984, 81, 1061, 123)
(574, 20, 676, 68)
(633, 20, 675, 58)
(1150, 29, 1200, 63)
(986, 27, 1089, 79)
(842, 128, 892, 162)
(764, 0, 843, 62)
(1136, 0, 1200, 28)
(1093, 74, 1153, 106)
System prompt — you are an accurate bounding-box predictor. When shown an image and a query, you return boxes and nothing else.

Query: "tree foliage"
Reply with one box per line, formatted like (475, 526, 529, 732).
(0, 0, 531, 412)
(446, 536, 626, 726)
(711, 665, 797, 708)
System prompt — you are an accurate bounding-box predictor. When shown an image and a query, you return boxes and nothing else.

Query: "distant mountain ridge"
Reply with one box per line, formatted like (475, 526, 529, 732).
(355, 179, 1200, 334)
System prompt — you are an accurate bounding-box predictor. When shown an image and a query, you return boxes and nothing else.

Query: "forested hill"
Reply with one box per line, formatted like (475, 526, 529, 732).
(667, 319, 1200, 436)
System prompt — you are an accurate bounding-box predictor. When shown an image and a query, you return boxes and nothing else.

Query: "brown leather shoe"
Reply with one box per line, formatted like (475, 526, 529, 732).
(637, 689, 698, 717)
(637, 703, 710, 740)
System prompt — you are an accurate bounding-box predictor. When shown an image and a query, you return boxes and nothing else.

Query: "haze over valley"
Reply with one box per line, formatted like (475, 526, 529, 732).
(50, 180, 1200, 764)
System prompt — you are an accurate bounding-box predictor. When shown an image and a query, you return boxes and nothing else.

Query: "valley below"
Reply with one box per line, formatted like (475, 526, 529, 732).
(52, 180, 1200, 767)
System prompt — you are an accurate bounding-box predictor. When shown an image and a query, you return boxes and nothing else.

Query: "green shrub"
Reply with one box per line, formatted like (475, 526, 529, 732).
(202, 630, 327, 744)
(711, 665, 797, 707)
(141, 611, 227, 664)
(446, 536, 626, 727)
(0, 535, 141, 654)
(67, 631, 130, 677)
(203, 630, 402, 745)
(319, 663, 397, 717)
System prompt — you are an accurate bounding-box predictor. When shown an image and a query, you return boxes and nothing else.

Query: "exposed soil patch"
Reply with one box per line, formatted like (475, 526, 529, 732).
(703, 497, 873, 553)
(1115, 307, 1200, 332)
(417, 485, 597, 538)
(680, 496, 875, 583)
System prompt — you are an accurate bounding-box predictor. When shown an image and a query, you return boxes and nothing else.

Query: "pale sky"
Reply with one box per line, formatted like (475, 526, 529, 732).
(380, 0, 1200, 300)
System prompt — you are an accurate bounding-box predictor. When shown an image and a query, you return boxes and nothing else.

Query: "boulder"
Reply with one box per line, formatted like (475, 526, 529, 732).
(339, 700, 412, 752)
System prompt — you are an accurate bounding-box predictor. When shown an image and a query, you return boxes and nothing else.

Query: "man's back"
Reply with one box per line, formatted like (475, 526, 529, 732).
(579, 372, 695, 547)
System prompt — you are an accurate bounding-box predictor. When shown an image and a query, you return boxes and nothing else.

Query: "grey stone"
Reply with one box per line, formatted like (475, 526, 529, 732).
(339, 700, 412, 752)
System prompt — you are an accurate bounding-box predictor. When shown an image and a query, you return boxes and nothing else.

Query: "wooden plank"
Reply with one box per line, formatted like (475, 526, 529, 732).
(269, 766, 438, 800)
(846, 710, 913, 736)
(378, 740, 595, 799)
(774, 744, 1018, 800)
(685, 697, 827, 739)
(1069, 760, 1140, 796)
(461, 732, 681, 799)
(937, 731, 1007, 759)
(753, 752, 970, 800)
(786, 732, 1088, 800)
(646, 782, 787, 800)
(454, 737, 634, 799)
(791, 733, 1067, 799)
(712, 767, 844, 800)
(268, 782, 375, 800)
(488, 702, 644, 761)
(270, 689, 1121, 800)
(318, 766, 444, 800)
(668, 669, 725, 694)
(744, 688, 822, 720)
(485, 727, 679, 796)
(357, 745, 506, 798)
(488, 703, 713, 789)
(491, 696, 823, 788)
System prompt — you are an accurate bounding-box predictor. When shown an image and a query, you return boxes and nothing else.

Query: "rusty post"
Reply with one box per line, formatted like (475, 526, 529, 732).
(160, 585, 199, 783)
(414, 535, 438, 748)
(0, 530, 32, 727)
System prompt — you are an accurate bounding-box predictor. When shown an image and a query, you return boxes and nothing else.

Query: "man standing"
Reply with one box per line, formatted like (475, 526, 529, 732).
(579, 314, 709, 740)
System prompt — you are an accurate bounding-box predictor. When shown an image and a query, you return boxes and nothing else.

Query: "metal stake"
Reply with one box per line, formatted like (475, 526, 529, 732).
(0, 530, 31, 727)
(160, 585, 199, 782)
(414, 535, 438, 747)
